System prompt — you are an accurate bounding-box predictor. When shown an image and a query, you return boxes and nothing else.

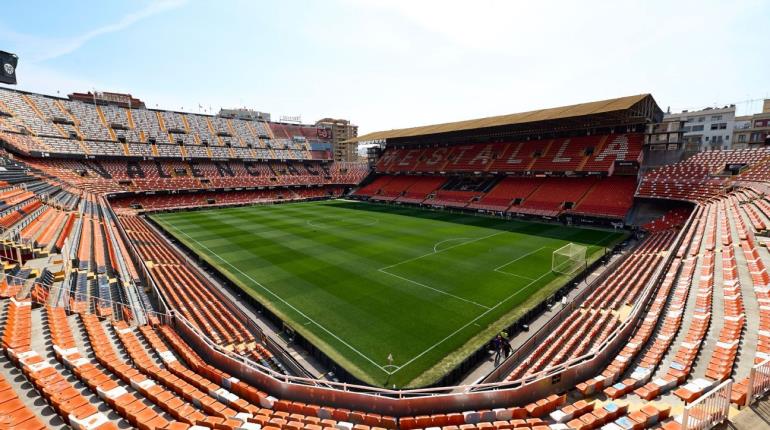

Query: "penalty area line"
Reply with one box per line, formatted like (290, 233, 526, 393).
(157, 220, 396, 375)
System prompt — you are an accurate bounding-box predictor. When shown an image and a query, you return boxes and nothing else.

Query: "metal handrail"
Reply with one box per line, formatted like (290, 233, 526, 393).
(681, 379, 732, 430)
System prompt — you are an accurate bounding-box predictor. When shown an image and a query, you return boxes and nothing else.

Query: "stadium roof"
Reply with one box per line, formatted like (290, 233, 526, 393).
(348, 94, 656, 143)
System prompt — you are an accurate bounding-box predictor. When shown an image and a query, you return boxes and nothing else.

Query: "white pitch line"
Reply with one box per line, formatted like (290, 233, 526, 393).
(495, 271, 536, 281)
(391, 232, 621, 373)
(493, 246, 548, 272)
(391, 268, 554, 373)
(158, 220, 393, 374)
(160, 215, 617, 379)
(378, 268, 491, 310)
(432, 237, 472, 253)
(380, 230, 508, 271)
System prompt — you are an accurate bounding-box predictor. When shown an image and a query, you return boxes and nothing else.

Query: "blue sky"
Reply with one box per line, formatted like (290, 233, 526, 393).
(0, 0, 768, 135)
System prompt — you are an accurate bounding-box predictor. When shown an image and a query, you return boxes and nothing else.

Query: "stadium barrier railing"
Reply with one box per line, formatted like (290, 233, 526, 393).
(483, 209, 694, 387)
(0, 208, 696, 416)
(105, 196, 167, 324)
(153, 210, 697, 415)
(1, 271, 166, 325)
(140, 215, 312, 379)
(680, 379, 732, 430)
(746, 356, 770, 407)
(0, 185, 703, 414)
(482, 238, 641, 383)
(110, 206, 172, 320)
(471, 208, 695, 392)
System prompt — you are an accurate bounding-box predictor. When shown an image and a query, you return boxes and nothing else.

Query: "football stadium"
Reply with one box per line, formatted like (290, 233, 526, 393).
(0, 2, 769, 430)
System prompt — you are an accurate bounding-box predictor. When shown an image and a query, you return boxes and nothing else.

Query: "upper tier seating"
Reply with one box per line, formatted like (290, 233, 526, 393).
(0, 87, 339, 161)
(18, 157, 367, 193)
(376, 133, 643, 175)
(637, 147, 770, 202)
(109, 186, 343, 211)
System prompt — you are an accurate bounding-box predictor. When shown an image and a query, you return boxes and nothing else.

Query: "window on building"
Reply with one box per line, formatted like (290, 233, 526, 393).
(710, 123, 719, 130)
(692, 125, 704, 132)
(698, 116, 705, 122)
(711, 115, 722, 121)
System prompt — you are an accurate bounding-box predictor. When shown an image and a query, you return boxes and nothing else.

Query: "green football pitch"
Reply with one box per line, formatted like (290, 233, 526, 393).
(151, 200, 627, 388)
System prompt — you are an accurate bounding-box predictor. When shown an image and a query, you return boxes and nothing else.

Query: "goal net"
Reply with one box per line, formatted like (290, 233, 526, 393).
(552, 243, 587, 276)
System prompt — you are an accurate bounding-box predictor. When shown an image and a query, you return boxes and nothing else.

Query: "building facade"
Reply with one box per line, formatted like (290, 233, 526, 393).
(664, 105, 736, 152)
(315, 118, 359, 162)
(733, 99, 770, 149)
(218, 108, 271, 122)
(644, 116, 687, 167)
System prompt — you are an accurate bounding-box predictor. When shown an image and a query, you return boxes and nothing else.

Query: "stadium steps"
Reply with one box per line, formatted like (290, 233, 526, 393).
(581, 134, 609, 172)
(650, 209, 713, 388)
(124, 106, 137, 130)
(66, 312, 97, 358)
(179, 115, 193, 141)
(606, 255, 692, 401)
(36, 305, 134, 428)
(0, 298, 69, 429)
(76, 313, 194, 425)
(53, 100, 93, 156)
(155, 110, 166, 132)
(686, 210, 726, 381)
(119, 324, 165, 369)
(524, 143, 545, 171)
(65, 312, 177, 424)
(108, 319, 227, 423)
(53, 99, 84, 138)
(730, 201, 762, 379)
(21, 94, 66, 138)
(572, 180, 599, 209)
(95, 106, 118, 142)
(99, 316, 135, 364)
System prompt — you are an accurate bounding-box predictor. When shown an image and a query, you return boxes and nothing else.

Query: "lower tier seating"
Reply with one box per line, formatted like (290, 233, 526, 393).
(355, 174, 636, 219)
(17, 156, 367, 194)
(109, 186, 344, 212)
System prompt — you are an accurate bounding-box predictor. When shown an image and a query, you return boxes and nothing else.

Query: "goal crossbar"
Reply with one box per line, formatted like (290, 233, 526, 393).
(552, 243, 587, 276)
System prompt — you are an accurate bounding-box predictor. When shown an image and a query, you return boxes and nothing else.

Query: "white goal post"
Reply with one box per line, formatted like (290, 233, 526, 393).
(552, 243, 587, 276)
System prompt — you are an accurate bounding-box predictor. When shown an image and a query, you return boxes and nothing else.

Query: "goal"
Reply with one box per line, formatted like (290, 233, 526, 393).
(552, 243, 587, 276)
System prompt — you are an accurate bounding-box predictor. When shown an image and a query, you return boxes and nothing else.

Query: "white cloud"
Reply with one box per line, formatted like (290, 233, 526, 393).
(2, 0, 767, 135)
(0, 0, 186, 63)
(334, 0, 768, 133)
(15, 63, 101, 96)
